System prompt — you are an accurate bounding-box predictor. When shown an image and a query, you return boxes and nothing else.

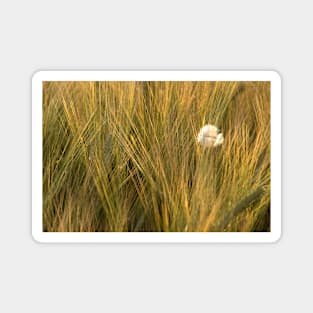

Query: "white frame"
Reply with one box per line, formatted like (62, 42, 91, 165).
(32, 70, 281, 243)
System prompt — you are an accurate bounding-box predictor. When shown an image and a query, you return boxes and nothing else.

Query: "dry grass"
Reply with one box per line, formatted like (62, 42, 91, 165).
(43, 81, 270, 232)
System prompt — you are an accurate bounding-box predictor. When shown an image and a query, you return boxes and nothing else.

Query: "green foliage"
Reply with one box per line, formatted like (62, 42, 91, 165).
(43, 81, 270, 232)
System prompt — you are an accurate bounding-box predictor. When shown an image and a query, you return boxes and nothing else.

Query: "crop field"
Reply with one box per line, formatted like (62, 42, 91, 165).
(43, 81, 270, 232)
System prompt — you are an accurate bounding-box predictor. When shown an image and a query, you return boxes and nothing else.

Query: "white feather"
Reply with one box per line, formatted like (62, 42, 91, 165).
(197, 124, 224, 148)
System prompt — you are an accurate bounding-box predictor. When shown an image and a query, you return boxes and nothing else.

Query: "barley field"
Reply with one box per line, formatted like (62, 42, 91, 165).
(43, 81, 270, 232)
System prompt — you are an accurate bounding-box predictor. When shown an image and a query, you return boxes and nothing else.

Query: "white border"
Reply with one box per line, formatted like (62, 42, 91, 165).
(32, 70, 281, 243)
